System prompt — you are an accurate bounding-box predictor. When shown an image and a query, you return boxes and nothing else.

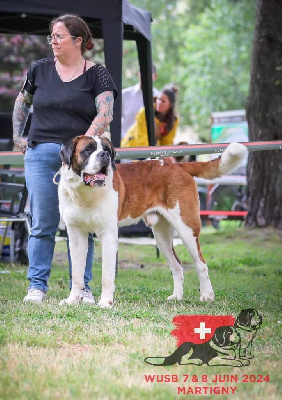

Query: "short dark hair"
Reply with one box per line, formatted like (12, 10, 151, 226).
(50, 14, 93, 54)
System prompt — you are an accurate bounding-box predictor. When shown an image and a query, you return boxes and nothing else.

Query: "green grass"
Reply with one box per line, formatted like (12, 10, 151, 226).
(0, 227, 281, 400)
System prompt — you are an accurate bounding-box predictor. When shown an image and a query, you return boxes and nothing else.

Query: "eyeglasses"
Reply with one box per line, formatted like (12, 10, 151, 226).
(47, 35, 76, 44)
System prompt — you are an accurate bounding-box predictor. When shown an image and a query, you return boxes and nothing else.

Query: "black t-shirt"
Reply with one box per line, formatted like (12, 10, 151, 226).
(24, 57, 117, 144)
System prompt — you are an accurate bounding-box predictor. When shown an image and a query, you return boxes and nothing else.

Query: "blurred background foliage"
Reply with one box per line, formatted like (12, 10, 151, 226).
(0, 0, 256, 140)
(123, 0, 256, 139)
(0, 35, 51, 110)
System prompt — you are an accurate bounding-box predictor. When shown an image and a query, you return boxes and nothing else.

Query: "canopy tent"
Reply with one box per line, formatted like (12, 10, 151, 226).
(0, 0, 155, 147)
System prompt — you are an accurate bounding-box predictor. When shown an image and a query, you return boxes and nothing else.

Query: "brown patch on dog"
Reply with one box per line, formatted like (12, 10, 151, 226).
(101, 136, 116, 160)
(113, 157, 225, 238)
(196, 237, 206, 264)
(73, 137, 94, 168)
(64, 135, 94, 175)
(114, 160, 192, 221)
(172, 247, 182, 265)
(179, 157, 222, 180)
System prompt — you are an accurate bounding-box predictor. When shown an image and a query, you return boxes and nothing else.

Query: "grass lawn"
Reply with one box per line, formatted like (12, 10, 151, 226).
(0, 226, 281, 400)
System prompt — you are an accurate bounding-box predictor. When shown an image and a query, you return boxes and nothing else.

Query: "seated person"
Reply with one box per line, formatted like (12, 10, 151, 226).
(121, 87, 179, 147)
(121, 64, 160, 140)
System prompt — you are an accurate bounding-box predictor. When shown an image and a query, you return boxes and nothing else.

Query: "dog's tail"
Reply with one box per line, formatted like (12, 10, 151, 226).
(144, 342, 194, 366)
(180, 142, 247, 180)
(144, 356, 173, 366)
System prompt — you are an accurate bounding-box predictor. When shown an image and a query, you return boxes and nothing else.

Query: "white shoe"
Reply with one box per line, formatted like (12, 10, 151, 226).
(81, 289, 95, 304)
(24, 289, 46, 304)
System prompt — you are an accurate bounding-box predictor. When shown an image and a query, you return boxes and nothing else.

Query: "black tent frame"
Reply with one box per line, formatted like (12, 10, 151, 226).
(0, 0, 156, 147)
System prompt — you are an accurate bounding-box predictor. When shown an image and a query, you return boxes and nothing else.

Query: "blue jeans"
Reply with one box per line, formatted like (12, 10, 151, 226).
(24, 142, 94, 293)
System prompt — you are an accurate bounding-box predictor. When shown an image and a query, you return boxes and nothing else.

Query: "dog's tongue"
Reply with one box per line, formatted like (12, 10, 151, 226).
(94, 173, 105, 180)
(84, 173, 106, 187)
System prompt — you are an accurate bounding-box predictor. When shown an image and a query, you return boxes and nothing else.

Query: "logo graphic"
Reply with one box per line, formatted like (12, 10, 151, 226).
(144, 309, 262, 367)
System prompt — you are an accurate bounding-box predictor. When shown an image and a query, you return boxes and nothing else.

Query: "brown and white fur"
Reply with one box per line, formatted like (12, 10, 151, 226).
(57, 136, 247, 307)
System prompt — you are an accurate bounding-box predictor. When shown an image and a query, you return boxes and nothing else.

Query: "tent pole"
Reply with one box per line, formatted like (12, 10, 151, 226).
(136, 37, 155, 146)
(102, 19, 123, 147)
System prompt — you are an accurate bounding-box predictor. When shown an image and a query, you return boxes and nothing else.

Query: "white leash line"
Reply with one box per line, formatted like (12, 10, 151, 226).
(53, 168, 61, 185)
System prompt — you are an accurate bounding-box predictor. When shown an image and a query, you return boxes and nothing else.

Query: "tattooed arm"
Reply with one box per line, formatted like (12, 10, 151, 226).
(85, 91, 114, 137)
(12, 91, 33, 154)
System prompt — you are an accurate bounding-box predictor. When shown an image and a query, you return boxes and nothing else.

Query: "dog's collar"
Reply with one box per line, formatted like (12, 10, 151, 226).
(210, 337, 237, 353)
(209, 339, 222, 353)
(235, 323, 253, 332)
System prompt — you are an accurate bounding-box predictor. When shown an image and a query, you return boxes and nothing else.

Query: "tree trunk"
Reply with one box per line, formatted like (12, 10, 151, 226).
(246, 0, 282, 229)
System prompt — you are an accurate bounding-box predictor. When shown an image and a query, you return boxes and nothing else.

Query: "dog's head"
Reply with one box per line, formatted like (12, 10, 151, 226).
(235, 309, 262, 331)
(212, 326, 241, 350)
(60, 135, 116, 187)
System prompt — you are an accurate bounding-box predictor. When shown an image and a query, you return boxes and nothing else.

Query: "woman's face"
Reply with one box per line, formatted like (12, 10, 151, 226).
(156, 93, 171, 115)
(51, 22, 81, 58)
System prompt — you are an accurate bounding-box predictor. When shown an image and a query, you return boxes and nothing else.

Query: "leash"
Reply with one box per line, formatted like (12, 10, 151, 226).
(53, 168, 61, 185)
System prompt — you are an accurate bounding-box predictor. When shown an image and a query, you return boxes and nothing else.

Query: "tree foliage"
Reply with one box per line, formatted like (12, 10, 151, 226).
(124, 0, 256, 138)
(0, 1, 256, 139)
(0, 35, 52, 111)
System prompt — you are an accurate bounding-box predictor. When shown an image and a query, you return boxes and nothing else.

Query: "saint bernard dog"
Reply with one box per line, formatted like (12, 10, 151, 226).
(144, 325, 249, 367)
(57, 135, 247, 307)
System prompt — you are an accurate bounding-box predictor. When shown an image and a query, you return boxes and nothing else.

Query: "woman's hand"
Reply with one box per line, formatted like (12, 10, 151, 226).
(14, 137, 27, 154)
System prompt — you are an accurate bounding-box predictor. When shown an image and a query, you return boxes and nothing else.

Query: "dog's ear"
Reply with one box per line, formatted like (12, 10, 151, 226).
(60, 136, 81, 169)
(247, 309, 255, 325)
(213, 326, 228, 347)
(236, 309, 249, 327)
(102, 137, 116, 171)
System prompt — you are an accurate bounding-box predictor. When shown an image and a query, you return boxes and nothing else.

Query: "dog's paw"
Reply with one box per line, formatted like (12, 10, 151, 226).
(59, 297, 80, 305)
(98, 299, 113, 308)
(167, 293, 183, 301)
(238, 359, 250, 366)
(240, 355, 254, 360)
(200, 292, 215, 302)
(180, 358, 203, 366)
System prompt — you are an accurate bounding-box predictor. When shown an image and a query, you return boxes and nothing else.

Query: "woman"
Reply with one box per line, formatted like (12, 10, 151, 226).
(12, 14, 117, 304)
(121, 87, 178, 147)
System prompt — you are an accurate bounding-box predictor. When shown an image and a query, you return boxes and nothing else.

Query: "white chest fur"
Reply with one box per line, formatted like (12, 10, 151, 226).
(58, 167, 118, 235)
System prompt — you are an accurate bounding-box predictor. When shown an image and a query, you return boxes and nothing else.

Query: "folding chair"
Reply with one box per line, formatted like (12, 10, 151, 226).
(0, 182, 30, 263)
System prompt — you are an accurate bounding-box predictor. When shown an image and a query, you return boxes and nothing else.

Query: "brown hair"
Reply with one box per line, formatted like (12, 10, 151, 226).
(50, 14, 94, 54)
(155, 86, 178, 133)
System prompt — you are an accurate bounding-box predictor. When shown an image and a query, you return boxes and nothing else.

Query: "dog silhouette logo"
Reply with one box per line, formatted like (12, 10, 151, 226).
(144, 309, 262, 367)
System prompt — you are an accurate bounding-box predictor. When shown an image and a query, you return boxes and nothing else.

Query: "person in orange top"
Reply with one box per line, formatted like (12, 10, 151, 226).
(121, 87, 179, 147)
